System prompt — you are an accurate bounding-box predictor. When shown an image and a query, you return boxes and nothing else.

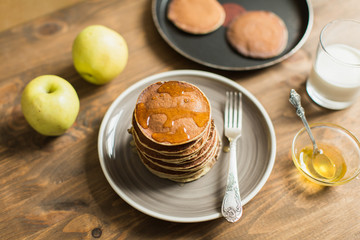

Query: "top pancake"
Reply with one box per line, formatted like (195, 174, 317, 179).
(227, 11, 288, 59)
(167, 0, 225, 34)
(134, 81, 211, 145)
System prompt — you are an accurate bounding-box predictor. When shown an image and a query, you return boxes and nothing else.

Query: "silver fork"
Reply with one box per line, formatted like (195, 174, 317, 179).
(221, 91, 243, 223)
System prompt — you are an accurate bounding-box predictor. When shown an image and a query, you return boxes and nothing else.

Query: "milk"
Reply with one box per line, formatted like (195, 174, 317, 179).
(307, 44, 360, 109)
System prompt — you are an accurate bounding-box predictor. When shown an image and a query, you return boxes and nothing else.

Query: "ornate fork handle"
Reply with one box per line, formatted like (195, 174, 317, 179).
(221, 138, 242, 223)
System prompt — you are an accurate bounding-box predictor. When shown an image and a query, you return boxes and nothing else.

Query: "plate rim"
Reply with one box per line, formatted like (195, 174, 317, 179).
(98, 70, 277, 222)
(151, 0, 314, 71)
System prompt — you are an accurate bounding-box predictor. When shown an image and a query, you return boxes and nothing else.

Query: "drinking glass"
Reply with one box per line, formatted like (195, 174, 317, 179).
(306, 20, 360, 110)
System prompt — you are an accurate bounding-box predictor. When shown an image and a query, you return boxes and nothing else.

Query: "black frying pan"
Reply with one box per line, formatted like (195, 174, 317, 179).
(152, 0, 313, 70)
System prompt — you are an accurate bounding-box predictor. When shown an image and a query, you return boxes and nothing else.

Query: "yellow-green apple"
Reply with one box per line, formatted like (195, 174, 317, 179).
(72, 25, 128, 85)
(21, 75, 80, 136)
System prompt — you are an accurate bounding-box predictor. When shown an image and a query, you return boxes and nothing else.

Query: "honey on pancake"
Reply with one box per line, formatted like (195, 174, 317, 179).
(152, 126, 190, 144)
(136, 81, 210, 144)
(157, 81, 194, 97)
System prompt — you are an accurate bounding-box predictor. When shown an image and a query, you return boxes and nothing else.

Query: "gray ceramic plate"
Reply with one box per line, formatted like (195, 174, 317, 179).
(152, 0, 313, 70)
(98, 70, 276, 222)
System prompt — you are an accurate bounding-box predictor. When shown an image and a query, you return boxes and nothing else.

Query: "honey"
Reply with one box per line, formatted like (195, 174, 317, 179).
(298, 143, 347, 182)
(135, 81, 210, 144)
(157, 81, 195, 97)
(152, 126, 190, 143)
(136, 102, 209, 129)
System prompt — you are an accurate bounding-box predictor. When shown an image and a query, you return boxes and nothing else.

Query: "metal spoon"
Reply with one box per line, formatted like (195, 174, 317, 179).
(289, 89, 336, 179)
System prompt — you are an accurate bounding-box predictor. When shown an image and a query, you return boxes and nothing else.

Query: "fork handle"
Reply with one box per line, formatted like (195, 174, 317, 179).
(221, 139, 243, 223)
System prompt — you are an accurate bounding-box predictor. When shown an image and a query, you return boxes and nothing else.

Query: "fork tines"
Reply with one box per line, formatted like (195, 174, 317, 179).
(225, 91, 242, 129)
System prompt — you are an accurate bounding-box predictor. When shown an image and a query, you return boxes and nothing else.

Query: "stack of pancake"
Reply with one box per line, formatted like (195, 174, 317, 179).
(129, 81, 220, 183)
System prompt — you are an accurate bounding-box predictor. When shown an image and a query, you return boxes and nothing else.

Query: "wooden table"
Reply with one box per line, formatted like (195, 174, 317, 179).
(1, 0, 360, 239)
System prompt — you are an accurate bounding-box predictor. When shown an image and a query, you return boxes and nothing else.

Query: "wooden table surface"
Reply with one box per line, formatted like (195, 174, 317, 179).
(1, 0, 360, 239)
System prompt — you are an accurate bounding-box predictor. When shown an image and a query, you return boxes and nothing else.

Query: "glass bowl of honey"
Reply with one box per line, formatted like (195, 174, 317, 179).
(291, 122, 360, 186)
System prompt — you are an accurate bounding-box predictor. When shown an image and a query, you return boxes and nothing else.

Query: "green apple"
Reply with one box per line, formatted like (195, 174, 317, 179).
(72, 25, 128, 85)
(21, 75, 80, 136)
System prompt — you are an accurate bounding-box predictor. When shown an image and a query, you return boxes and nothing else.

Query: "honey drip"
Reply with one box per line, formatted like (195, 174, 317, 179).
(152, 126, 190, 143)
(136, 103, 209, 129)
(157, 81, 195, 97)
(136, 81, 210, 144)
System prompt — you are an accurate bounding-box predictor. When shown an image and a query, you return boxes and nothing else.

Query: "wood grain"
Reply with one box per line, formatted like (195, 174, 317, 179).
(0, 0, 85, 32)
(1, 0, 360, 239)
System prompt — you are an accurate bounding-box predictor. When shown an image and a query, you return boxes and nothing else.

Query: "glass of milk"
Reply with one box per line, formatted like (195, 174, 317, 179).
(307, 20, 360, 110)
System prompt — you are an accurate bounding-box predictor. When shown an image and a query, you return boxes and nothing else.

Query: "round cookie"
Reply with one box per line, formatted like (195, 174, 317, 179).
(227, 11, 288, 59)
(167, 0, 225, 35)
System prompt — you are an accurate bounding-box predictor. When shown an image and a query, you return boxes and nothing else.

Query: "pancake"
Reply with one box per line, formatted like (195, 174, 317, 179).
(142, 125, 219, 171)
(138, 137, 220, 182)
(226, 11, 288, 59)
(134, 81, 211, 146)
(168, 143, 220, 182)
(222, 3, 246, 27)
(130, 81, 220, 183)
(131, 113, 210, 156)
(136, 120, 217, 166)
(167, 0, 225, 34)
